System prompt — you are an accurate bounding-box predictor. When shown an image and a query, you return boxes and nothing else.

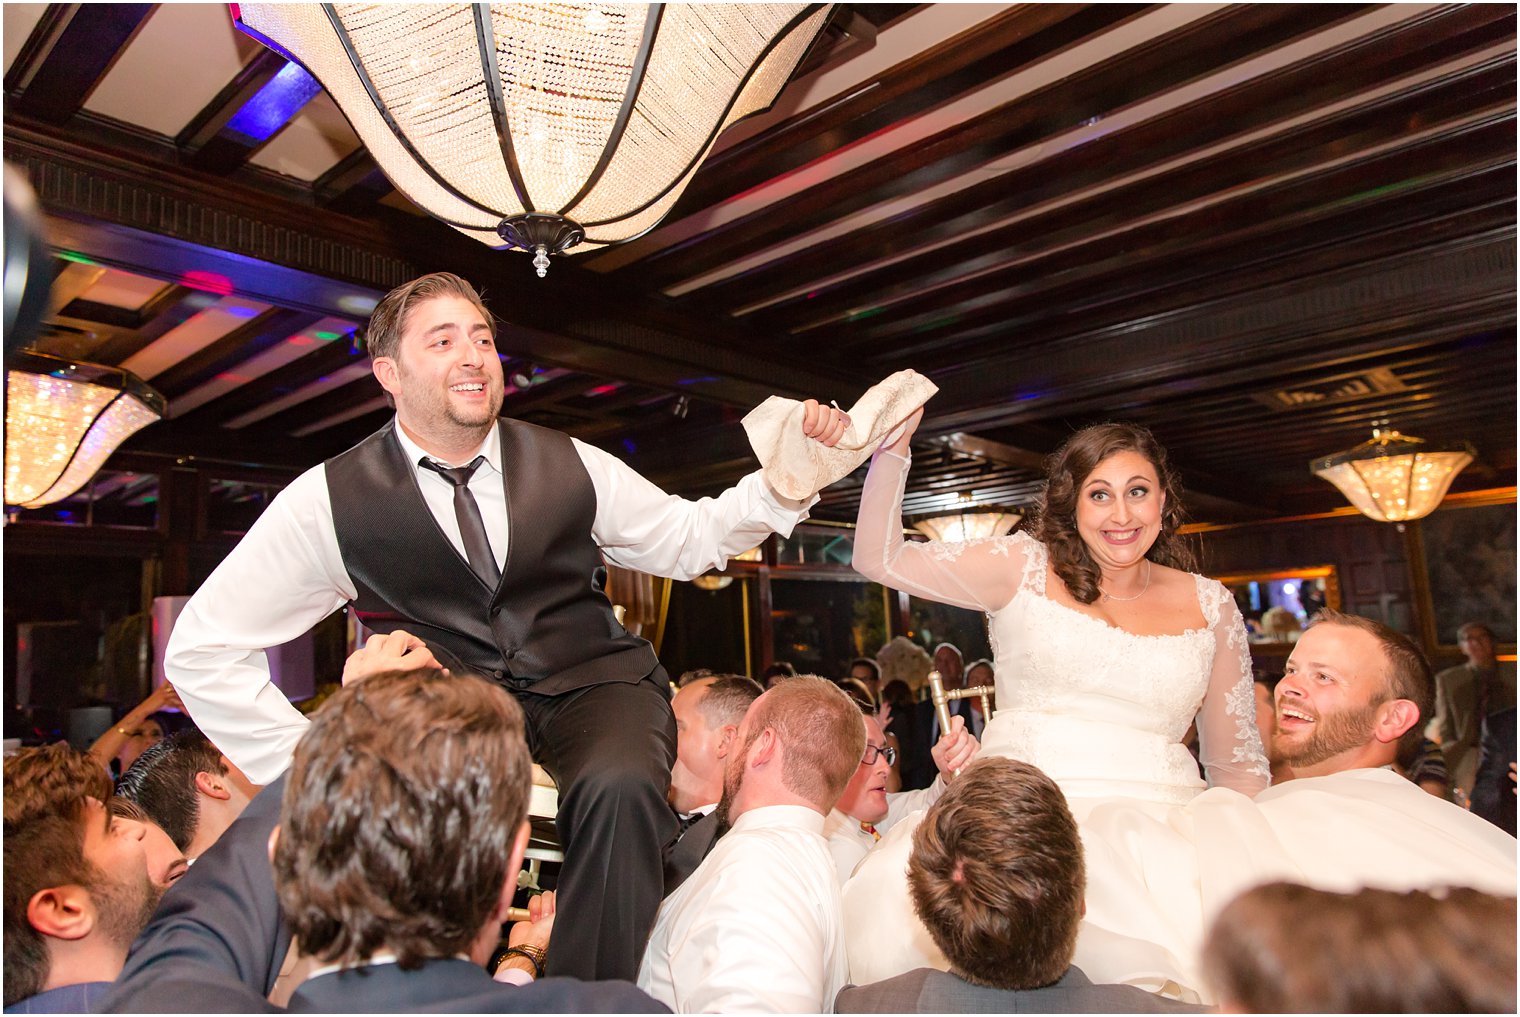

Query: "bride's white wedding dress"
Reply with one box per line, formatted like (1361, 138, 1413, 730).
(845, 447, 1517, 1001)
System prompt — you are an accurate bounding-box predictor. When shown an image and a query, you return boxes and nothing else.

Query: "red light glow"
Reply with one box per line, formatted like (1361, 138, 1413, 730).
(179, 270, 235, 296)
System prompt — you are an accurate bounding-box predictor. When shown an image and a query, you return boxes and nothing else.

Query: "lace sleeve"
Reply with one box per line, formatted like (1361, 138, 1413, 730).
(852, 448, 1024, 613)
(1195, 583, 1271, 794)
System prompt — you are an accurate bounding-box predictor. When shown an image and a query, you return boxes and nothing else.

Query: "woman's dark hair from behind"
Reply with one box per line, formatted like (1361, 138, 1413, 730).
(1029, 422, 1195, 604)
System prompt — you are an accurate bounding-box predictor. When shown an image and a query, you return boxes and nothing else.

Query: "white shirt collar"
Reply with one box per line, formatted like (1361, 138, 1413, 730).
(728, 803, 826, 836)
(392, 415, 502, 475)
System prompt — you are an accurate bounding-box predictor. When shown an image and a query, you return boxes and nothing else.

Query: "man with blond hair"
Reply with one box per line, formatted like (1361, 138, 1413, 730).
(164, 271, 849, 980)
(638, 675, 865, 1012)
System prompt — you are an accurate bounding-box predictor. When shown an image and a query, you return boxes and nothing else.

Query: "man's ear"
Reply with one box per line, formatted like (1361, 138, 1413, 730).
(715, 724, 738, 759)
(1373, 699, 1420, 744)
(493, 822, 533, 922)
(195, 770, 231, 801)
(372, 356, 400, 396)
(27, 885, 94, 941)
(748, 727, 778, 768)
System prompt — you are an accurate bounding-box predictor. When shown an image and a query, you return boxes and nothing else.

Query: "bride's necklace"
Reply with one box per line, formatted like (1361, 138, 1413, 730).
(1100, 560, 1152, 602)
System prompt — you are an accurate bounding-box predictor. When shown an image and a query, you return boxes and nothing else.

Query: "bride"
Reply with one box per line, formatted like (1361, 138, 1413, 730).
(855, 409, 1269, 804)
(840, 408, 1512, 1001)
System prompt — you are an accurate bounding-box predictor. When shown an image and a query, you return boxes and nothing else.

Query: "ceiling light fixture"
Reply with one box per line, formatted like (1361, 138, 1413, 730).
(1311, 421, 1475, 524)
(232, 3, 834, 276)
(5, 351, 165, 509)
(913, 510, 1022, 544)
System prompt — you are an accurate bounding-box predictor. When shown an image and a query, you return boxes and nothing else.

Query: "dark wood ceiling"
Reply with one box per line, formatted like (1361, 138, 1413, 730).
(4, 3, 1515, 529)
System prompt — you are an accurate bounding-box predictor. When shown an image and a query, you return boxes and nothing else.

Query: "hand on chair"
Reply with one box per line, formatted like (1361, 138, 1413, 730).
(341, 629, 450, 686)
(931, 714, 979, 781)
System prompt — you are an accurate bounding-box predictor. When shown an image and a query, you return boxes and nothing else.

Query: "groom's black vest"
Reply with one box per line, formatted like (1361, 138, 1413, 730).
(325, 417, 659, 695)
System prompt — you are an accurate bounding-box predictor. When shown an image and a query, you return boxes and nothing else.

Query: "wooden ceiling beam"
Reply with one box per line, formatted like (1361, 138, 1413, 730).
(923, 246, 1516, 438)
(4, 4, 153, 124)
(87, 287, 221, 365)
(5, 119, 859, 410)
(658, 4, 1154, 220)
(631, 4, 1376, 289)
(720, 8, 1517, 315)
(174, 336, 367, 429)
(722, 9, 1515, 318)
(849, 174, 1516, 363)
(312, 149, 393, 215)
(175, 50, 303, 175)
(787, 71, 1514, 339)
(150, 309, 329, 399)
(855, 133, 1515, 366)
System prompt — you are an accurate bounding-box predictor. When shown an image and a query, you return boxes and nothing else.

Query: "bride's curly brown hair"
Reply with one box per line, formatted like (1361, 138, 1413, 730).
(1028, 423, 1196, 605)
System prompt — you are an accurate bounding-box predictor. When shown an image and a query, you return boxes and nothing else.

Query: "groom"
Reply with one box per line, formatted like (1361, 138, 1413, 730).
(164, 271, 849, 980)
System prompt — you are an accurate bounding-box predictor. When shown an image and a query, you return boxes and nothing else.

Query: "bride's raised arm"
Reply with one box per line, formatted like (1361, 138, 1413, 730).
(1195, 588, 1272, 794)
(852, 412, 1025, 614)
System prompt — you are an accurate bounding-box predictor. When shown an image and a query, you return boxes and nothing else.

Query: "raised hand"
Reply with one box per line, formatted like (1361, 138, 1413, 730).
(930, 713, 979, 780)
(800, 398, 850, 447)
(881, 406, 923, 456)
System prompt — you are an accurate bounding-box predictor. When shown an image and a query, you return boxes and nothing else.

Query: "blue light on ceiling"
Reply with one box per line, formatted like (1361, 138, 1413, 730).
(225, 61, 323, 143)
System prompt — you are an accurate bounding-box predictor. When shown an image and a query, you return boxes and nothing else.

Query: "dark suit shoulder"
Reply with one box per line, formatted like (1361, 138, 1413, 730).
(836, 968, 1212, 1014)
(290, 962, 666, 1014)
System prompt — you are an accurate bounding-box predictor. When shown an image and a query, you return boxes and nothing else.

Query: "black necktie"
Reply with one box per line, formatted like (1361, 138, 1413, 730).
(419, 456, 501, 589)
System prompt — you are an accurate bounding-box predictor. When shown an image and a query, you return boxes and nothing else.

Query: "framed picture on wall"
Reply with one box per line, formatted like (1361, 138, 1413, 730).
(1418, 501, 1517, 646)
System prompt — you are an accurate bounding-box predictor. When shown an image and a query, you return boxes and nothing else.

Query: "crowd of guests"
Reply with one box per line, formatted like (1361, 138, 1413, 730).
(4, 619, 1515, 1014)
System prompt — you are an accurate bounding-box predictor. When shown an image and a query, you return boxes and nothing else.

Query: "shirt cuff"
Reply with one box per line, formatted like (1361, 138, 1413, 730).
(493, 966, 534, 986)
(750, 470, 820, 532)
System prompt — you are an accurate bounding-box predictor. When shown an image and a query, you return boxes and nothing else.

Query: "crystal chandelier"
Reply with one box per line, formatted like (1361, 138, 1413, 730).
(913, 510, 1022, 543)
(233, 3, 833, 276)
(4, 352, 164, 509)
(1311, 423, 1475, 523)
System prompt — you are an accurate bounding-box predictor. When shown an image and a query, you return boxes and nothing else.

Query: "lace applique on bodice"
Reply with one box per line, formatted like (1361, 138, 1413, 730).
(981, 542, 1231, 804)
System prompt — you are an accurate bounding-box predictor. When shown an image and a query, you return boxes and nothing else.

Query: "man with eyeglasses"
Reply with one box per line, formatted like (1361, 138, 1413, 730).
(823, 706, 978, 883)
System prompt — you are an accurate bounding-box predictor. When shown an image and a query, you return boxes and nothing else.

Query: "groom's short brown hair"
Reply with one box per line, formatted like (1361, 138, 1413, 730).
(908, 757, 1085, 990)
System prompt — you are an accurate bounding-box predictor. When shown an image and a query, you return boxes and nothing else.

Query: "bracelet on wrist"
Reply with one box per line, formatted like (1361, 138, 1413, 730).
(490, 943, 546, 980)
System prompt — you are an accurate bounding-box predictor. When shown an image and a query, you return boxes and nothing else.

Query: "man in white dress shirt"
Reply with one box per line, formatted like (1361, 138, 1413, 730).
(637, 675, 865, 1012)
(162, 272, 848, 981)
(822, 708, 977, 883)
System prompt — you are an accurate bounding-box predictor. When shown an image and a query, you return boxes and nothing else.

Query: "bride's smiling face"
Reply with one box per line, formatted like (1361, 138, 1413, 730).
(1075, 451, 1166, 572)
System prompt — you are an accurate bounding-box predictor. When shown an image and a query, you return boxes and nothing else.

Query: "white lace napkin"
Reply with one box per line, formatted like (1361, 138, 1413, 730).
(742, 369, 938, 500)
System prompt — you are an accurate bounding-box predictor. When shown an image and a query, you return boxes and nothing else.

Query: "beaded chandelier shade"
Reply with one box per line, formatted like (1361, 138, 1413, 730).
(913, 511, 1022, 544)
(1311, 424, 1475, 523)
(4, 352, 164, 509)
(233, 3, 833, 275)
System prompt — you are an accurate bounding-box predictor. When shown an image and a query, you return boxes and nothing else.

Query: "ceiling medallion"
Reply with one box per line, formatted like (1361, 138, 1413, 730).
(233, 3, 834, 276)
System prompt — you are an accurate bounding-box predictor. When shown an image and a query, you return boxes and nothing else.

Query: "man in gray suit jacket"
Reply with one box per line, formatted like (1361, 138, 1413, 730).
(834, 758, 1207, 1014)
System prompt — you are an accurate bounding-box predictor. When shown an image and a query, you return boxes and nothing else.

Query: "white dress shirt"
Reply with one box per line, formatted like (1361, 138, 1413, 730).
(637, 804, 849, 1013)
(166, 418, 816, 784)
(822, 778, 945, 884)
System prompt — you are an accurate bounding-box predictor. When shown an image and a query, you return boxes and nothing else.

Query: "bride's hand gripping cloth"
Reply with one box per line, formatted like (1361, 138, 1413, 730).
(742, 369, 938, 500)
